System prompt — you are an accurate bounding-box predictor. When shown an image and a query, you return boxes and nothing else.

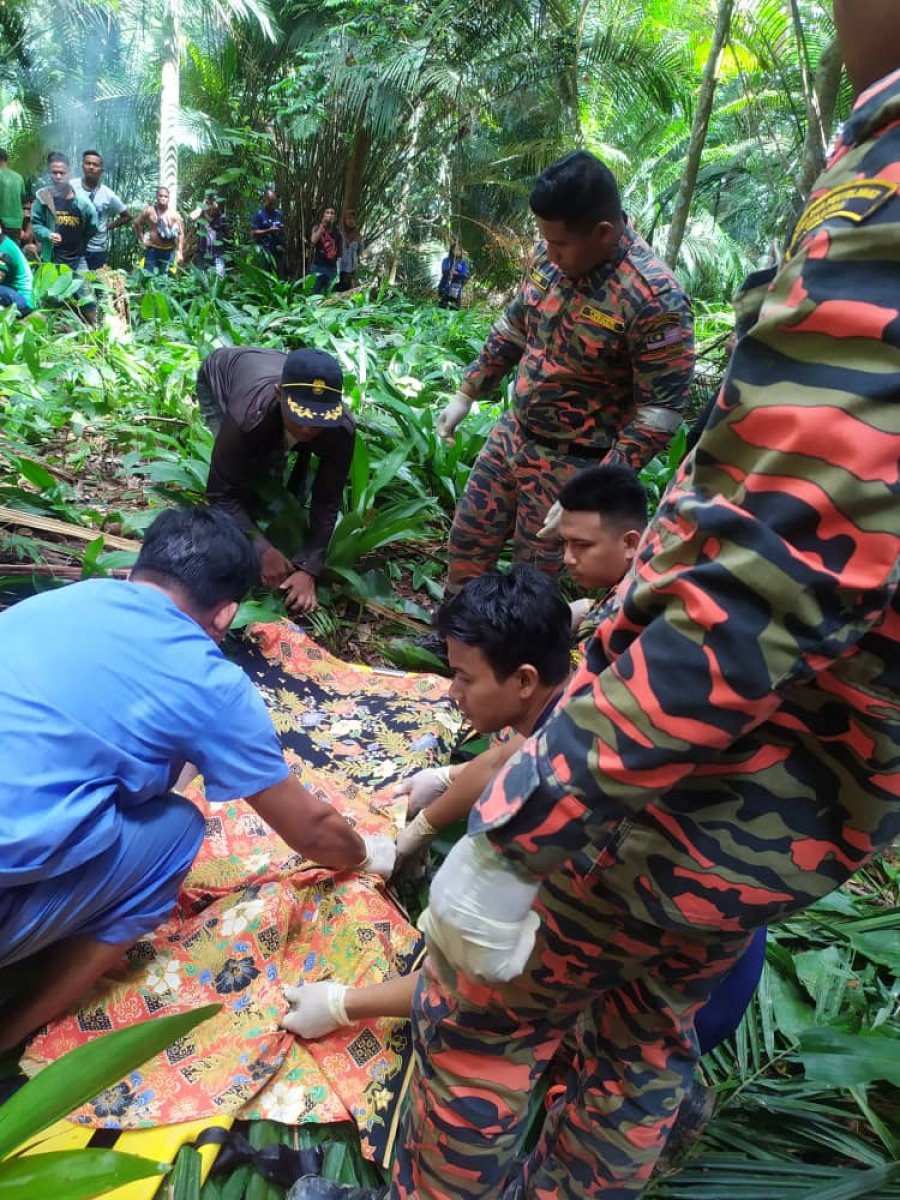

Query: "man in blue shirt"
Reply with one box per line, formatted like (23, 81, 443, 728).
(250, 188, 285, 276)
(0, 506, 394, 1051)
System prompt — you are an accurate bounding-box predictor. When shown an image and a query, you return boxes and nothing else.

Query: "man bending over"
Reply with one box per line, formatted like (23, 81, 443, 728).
(0, 506, 393, 1052)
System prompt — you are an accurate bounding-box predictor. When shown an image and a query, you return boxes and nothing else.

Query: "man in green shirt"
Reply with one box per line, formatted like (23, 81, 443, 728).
(0, 218, 33, 315)
(0, 149, 26, 242)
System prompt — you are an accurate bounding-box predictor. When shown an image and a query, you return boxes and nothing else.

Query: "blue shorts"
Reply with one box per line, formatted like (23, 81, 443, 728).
(144, 246, 175, 273)
(0, 793, 205, 967)
(695, 925, 768, 1054)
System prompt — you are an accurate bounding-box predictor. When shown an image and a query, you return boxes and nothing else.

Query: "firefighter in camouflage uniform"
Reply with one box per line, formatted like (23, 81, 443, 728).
(438, 151, 694, 592)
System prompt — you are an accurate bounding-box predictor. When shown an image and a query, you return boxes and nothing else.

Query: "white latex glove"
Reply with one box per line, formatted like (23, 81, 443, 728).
(360, 835, 397, 879)
(396, 809, 439, 862)
(436, 390, 474, 444)
(537, 500, 563, 540)
(392, 766, 453, 817)
(281, 982, 352, 1038)
(418, 835, 541, 983)
(569, 597, 593, 634)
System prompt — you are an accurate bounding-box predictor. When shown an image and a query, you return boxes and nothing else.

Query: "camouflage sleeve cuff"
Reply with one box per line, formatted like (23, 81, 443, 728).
(469, 739, 601, 878)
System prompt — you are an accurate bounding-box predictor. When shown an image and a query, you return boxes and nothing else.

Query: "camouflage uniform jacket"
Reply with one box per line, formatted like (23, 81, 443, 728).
(470, 69, 900, 934)
(462, 228, 694, 468)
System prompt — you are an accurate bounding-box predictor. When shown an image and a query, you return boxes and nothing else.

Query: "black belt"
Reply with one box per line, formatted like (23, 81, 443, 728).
(524, 428, 610, 459)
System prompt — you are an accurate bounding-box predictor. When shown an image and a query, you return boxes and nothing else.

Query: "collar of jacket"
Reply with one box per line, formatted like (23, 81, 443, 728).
(841, 66, 900, 147)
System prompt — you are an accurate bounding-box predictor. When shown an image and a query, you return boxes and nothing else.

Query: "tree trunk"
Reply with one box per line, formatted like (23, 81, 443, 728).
(794, 37, 843, 206)
(343, 117, 372, 215)
(664, 0, 735, 269)
(159, 0, 181, 207)
(387, 103, 423, 286)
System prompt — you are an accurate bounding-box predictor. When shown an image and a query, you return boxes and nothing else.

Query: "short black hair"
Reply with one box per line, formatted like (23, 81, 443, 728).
(529, 151, 622, 233)
(82, 149, 103, 163)
(436, 565, 571, 686)
(558, 465, 649, 529)
(132, 506, 259, 610)
(0, 149, 8, 162)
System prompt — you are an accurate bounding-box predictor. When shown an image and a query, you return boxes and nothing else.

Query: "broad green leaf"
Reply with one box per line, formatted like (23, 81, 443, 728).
(0, 1005, 220, 1158)
(846, 931, 900, 972)
(16, 457, 58, 492)
(798, 1030, 900, 1088)
(0, 1149, 166, 1199)
(761, 958, 815, 1043)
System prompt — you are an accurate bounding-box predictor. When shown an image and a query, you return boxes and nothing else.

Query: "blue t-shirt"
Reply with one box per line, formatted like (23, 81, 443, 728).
(251, 207, 284, 254)
(0, 579, 289, 886)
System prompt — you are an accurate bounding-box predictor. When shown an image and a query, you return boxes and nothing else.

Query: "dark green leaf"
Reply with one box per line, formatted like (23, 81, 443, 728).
(0, 1149, 166, 1199)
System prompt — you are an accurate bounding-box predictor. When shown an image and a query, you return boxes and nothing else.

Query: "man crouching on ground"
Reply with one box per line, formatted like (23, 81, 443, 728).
(0, 505, 394, 1051)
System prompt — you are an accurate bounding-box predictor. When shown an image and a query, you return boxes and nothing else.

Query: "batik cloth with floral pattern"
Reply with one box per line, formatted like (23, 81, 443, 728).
(22, 622, 462, 1167)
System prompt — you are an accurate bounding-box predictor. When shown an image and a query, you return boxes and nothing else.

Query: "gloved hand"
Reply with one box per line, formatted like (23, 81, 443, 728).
(569, 597, 593, 634)
(418, 835, 541, 983)
(537, 500, 563, 540)
(392, 766, 453, 816)
(281, 982, 352, 1039)
(396, 808, 438, 862)
(360, 834, 397, 879)
(436, 390, 474, 444)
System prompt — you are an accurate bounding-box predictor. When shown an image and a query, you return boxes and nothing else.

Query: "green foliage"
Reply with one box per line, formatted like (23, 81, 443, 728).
(0, 1006, 220, 1200)
(641, 872, 900, 1197)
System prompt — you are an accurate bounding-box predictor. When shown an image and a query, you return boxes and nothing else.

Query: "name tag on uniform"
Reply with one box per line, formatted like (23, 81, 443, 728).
(530, 268, 552, 291)
(787, 179, 898, 259)
(578, 304, 625, 333)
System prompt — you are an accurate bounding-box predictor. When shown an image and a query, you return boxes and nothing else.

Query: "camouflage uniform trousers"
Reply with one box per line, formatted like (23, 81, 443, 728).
(390, 853, 750, 1200)
(447, 410, 610, 591)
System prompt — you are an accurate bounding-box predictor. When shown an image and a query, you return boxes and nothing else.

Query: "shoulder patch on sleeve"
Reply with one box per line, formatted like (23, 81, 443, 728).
(642, 312, 686, 350)
(786, 179, 898, 260)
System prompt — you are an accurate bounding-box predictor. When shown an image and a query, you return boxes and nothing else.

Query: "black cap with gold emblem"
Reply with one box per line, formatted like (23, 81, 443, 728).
(280, 348, 344, 428)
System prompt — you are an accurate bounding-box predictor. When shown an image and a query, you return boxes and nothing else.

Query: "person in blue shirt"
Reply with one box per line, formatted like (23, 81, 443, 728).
(437, 240, 469, 309)
(0, 505, 395, 1052)
(250, 188, 286, 276)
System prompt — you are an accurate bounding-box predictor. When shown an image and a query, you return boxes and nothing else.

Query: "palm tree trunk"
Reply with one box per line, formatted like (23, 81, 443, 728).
(664, 0, 735, 269)
(343, 114, 371, 215)
(794, 37, 843, 206)
(159, 0, 181, 207)
(387, 103, 423, 286)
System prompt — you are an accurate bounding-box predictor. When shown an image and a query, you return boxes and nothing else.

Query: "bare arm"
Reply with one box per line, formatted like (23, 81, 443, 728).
(344, 972, 419, 1021)
(246, 773, 366, 869)
(133, 207, 149, 243)
(425, 736, 525, 830)
(310, 223, 323, 246)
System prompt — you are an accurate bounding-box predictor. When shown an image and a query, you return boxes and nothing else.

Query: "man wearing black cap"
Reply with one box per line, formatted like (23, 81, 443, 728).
(199, 346, 355, 614)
